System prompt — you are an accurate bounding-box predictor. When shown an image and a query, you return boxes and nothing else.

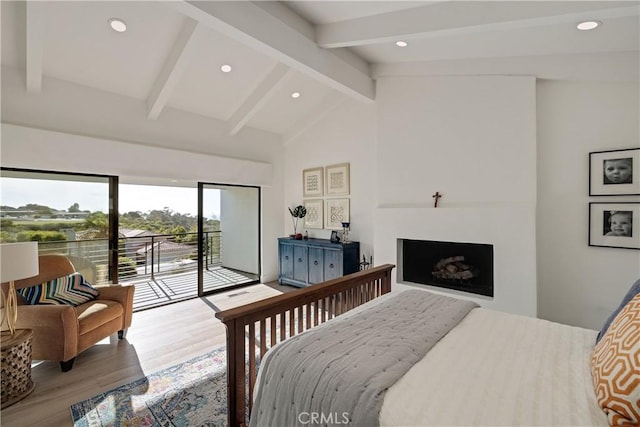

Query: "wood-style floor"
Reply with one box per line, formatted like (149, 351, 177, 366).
(1, 282, 296, 427)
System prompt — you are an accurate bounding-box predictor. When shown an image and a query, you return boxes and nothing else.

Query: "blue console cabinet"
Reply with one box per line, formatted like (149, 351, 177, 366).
(278, 237, 360, 287)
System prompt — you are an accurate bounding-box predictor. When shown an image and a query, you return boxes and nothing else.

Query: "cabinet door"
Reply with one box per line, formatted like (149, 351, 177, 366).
(324, 248, 342, 281)
(279, 243, 294, 280)
(308, 247, 324, 284)
(293, 245, 308, 283)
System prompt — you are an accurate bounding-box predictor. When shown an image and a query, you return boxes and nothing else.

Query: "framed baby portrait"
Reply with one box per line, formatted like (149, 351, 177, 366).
(589, 148, 640, 196)
(589, 202, 640, 250)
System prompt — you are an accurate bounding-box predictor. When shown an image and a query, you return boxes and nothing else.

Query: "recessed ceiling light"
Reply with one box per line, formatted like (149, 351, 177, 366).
(220, 64, 232, 73)
(395, 41, 408, 47)
(108, 18, 127, 33)
(291, 92, 301, 99)
(576, 21, 601, 31)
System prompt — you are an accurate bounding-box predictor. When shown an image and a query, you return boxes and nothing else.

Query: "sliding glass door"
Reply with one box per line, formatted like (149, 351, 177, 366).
(198, 183, 260, 295)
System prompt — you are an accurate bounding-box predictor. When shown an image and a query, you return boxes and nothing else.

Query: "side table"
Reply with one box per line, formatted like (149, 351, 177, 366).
(1, 329, 35, 408)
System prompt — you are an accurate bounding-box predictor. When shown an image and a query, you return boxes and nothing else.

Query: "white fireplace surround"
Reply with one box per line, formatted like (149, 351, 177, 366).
(373, 205, 537, 317)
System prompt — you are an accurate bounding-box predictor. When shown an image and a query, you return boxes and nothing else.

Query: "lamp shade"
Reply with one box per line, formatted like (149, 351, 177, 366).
(0, 242, 39, 283)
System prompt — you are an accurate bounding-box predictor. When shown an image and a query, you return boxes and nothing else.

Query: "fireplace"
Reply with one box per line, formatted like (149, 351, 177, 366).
(400, 239, 494, 297)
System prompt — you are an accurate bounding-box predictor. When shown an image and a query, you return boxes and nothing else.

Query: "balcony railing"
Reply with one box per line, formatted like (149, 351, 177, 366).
(36, 231, 222, 285)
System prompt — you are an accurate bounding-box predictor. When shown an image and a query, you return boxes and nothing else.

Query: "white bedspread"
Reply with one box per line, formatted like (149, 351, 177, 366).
(380, 308, 608, 426)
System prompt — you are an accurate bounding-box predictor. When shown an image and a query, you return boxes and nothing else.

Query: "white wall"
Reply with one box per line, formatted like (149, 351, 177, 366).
(537, 80, 640, 330)
(283, 99, 377, 260)
(284, 75, 640, 327)
(0, 124, 284, 284)
(220, 187, 260, 275)
(374, 76, 538, 317)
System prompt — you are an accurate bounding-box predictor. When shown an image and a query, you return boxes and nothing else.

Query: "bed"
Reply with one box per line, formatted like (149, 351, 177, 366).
(215, 265, 640, 427)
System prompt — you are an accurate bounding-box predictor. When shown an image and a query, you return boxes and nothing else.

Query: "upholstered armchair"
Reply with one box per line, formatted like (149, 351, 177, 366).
(2, 255, 134, 372)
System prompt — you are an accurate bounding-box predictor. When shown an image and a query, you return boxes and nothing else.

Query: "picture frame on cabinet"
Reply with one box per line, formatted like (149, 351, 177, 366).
(325, 163, 350, 196)
(303, 167, 324, 197)
(325, 198, 350, 230)
(589, 148, 640, 196)
(589, 202, 640, 250)
(303, 199, 323, 229)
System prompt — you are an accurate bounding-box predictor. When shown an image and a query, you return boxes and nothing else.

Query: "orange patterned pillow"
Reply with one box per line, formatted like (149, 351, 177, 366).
(591, 292, 640, 426)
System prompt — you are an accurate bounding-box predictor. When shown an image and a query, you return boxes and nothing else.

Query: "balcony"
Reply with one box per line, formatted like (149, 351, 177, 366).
(36, 231, 259, 311)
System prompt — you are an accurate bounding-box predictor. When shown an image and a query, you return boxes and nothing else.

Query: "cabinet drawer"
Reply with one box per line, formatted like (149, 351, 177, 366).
(324, 248, 342, 281)
(279, 243, 294, 279)
(308, 247, 324, 284)
(293, 245, 308, 283)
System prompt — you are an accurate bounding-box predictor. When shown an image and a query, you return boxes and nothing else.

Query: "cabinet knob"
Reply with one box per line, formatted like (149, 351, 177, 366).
(314, 260, 319, 265)
(298, 258, 302, 263)
(285, 256, 289, 260)
(329, 263, 334, 268)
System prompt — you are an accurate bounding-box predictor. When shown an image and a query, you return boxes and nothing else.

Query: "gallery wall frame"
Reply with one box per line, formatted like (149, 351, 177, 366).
(303, 199, 323, 229)
(589, 202, 640, 250)
(303, 167, 324, 197)
(325, 163, 350, 196)
(589, 148, 640, 196)
(325, 198, 350, 230)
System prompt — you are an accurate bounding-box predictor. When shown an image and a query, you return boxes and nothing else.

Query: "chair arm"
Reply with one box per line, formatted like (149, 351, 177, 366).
(95, 284, 134, 329)
(12, 305, 79, 361)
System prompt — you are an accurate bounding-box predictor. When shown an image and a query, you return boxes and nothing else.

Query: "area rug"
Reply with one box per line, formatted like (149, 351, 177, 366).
(70, 347, 228, 427)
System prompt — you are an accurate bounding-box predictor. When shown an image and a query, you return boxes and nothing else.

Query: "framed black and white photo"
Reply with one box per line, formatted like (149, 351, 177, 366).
(325, 198, 350, 229)
(303, 199, 323, 229)
(589, 202, 640, 250)
(303, 167, 323, 197)
(325, 163, 350, 196)
(589, 148, 640, 196)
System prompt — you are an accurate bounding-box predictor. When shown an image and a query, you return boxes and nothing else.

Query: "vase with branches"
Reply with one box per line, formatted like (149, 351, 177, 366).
(288, 205, 307, 239)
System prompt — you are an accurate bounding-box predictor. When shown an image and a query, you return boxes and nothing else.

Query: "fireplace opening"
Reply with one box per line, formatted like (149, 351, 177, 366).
(401, 239, 494, 297)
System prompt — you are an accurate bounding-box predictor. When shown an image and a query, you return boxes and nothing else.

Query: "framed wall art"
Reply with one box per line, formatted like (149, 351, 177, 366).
(589, 202, 640, 250)
(589, 148, 640, 196)
(325, 198, 350, 229)
(325, 163, 350, 196)
(303, 199, 323, 229)
(303, 167, 323, 197)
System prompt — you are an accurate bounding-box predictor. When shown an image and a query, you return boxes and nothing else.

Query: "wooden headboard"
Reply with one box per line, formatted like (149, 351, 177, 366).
(215, 264, 395, 427)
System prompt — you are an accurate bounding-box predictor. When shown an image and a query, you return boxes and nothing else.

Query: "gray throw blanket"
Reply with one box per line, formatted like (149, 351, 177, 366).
(249, 290, 479, 427)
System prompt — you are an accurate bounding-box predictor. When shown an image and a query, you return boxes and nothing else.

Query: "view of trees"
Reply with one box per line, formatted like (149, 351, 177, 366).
(0, 204, 220, 243)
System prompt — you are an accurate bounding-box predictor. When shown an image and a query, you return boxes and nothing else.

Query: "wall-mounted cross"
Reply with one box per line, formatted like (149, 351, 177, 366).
(432, 192, 442, 208)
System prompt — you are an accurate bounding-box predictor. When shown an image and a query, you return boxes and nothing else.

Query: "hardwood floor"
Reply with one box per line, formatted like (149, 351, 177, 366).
(1, 282, 296, 426)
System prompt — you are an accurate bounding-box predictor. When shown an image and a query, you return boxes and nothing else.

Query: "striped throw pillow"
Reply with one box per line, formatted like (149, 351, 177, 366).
(591, 293, 640, 426)
(17, 272, 99, 306)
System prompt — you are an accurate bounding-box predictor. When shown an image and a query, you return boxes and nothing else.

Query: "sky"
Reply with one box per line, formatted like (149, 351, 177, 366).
(0, 179, 220, 218)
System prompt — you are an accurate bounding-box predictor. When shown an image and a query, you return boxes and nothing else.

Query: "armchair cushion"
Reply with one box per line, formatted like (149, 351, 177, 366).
(17, 272, 99, 306)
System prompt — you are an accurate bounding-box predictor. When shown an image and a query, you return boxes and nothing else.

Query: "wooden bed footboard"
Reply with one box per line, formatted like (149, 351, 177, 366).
(215, 264, 395, 427)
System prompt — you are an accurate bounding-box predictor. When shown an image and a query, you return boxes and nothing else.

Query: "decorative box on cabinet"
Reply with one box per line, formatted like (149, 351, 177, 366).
(278, 238, 360, 287)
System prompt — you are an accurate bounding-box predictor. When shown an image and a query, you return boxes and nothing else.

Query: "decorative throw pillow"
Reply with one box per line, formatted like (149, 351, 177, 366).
(591, 293, 640, 426)
(17, 272, 99, 306)
(597, 278, 640, 343)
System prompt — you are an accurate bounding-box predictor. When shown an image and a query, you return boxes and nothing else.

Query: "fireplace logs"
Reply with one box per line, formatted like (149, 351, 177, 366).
(432, 256, 477, 281)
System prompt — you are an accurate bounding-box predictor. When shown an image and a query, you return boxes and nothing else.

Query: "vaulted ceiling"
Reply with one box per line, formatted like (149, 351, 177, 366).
(1, 1, 638, 142)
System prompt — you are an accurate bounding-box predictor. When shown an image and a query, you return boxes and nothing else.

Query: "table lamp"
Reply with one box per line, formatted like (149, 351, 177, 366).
(1, 242, 39, 336)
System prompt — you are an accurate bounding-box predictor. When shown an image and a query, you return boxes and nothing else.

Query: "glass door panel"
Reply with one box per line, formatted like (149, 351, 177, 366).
(198, 183, 260, 295)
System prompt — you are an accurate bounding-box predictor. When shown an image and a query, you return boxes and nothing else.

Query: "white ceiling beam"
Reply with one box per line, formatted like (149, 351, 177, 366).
(317, 1, 640, 48)
(283, 94, 346, 146)
(169, 1, 375, 103)
(147, 19, 202, 120)
(25, 1, 45, 93)
(228, 63, 292, 136)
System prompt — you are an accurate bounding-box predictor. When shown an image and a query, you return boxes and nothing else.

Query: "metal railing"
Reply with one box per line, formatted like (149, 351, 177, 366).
(36, 231, 222, 285)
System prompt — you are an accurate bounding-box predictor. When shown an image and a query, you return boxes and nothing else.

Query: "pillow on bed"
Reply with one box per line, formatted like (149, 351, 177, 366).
(17, 272, 99, 306)
(597, 278, 640, 344)
(591, 292, 640, 426)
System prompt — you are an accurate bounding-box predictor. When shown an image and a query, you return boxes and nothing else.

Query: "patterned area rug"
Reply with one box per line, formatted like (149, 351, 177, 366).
(70, 347, 227, 426)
